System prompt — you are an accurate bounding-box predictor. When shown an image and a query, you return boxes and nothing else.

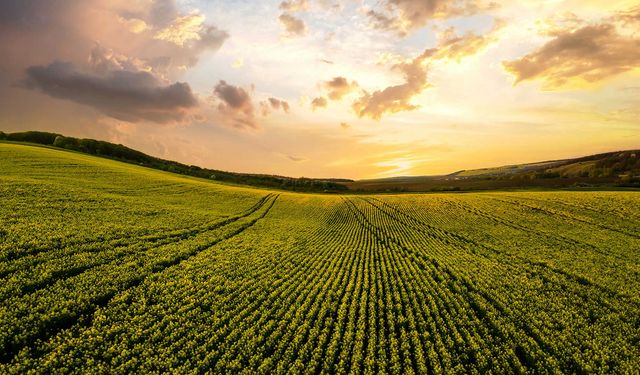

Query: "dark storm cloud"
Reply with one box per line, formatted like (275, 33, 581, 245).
(19, 61, 199, 125)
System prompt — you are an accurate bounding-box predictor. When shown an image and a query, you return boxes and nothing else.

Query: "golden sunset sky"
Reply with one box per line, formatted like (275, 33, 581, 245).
(1, 0, 639, 179)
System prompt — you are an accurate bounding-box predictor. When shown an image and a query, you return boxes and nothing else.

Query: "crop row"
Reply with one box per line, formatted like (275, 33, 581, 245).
(3, 192, 639, 374)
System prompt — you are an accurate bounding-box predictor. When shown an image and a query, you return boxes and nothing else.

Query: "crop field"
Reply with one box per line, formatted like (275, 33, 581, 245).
(1, 142, 640, 374)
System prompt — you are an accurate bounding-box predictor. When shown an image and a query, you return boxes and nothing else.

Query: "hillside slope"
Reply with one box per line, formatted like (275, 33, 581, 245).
(364, 150, 640, 183)
(3, 130, 638, 193)
(2, 143, 640, 373)
(0, 131, 351, 192)
(348, 150, 640, 192)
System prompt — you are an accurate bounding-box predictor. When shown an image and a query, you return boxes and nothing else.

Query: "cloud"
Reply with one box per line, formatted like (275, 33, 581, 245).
(535, 12, 585, 37)
(87, 42, 176, 81)
(260, 97, 291, 116)
(287, 155, 309, 162)
(232, 58, 244, 68)
(318, 0, 344, 12)
(341, 122, 350, 130)
(19, 61, 199, 125)
(192, 113, 206, 122)
(276, 152, 309, 162)
(321, 77, 360, 101)
(351, 134, 374, 139)
(375, 52, 405, 66)
(88, 43, 128, 75)
(352, 51, 434, 120)
(0, 0, 228, 80)
(311, 96, 328, 111)
(372, 154, 433, 177)
(193, 25, 230, 55)
(319, 59, 334, 64)
(278, 13, 308, 39)
(155, 141, 170, 156)
(427, 18, 506, 62)
(154, 13, 206, 46)
(213, 80, 259, 130)
(153, 12, 228, 66)
(117, 17, 152, 34)
(299, 92, 309, 107)
(366, 10, 405, 37)
(279, 0, 312, 12)
(147, 56, 174, 78)
(366, 0, 499, 37)
(269, 97, 291, 113)
(612, 5, 640, 27)
(351, 17, 505, 121)
(619, 86, 640, 92)
(501, 21, 640, 90)
(260, 102, 271, 116)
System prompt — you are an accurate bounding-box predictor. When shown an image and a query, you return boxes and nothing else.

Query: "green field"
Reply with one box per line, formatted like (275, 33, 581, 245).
(1, 143, 640, 374)
(453, 161, 561, 178)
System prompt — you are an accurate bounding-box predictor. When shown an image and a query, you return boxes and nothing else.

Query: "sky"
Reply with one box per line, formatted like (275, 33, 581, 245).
(0, 0, 639, 179)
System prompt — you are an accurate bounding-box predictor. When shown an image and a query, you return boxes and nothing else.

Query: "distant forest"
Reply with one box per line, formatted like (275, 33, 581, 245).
(0, 131, 351, 192)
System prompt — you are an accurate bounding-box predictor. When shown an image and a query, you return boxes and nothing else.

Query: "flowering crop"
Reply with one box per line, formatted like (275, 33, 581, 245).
(1, 143, 639, 374)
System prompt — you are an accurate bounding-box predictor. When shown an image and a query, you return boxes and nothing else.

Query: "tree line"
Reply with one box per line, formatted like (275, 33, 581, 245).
(0, 131, 351, 192)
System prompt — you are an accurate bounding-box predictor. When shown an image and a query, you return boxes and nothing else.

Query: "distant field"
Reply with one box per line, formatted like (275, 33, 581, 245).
(2, 143, 640, 373)
(453, 161, 561, 177)
(547, 160, 597, 175)
(343, 176, 616, 192)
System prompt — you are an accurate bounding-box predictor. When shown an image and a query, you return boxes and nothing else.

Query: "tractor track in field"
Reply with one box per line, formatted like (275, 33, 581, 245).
(0, 194, 279, 365)
(0, 194, 275, 300)
(344, 197, 640, 373)
(0, 193, 274, 266)
(340, 197, 562, 371)
(369, 196, 640, 299)
(485, 196, 640, 240)
(431, 197, 635, 263)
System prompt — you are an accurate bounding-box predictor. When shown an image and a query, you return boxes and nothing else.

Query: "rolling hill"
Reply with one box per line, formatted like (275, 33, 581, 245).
(2, 130, 639, 193)
(1, 142, 640, 373)
(0, 131, 352, 193)
(348, 150, 640, 192)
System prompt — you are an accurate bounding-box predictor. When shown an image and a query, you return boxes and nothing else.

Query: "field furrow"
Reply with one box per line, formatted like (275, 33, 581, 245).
(2, 144, 640, 374)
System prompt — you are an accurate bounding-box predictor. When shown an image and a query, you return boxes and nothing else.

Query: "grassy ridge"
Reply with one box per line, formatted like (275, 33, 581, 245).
(1, 143, 640, 373)
(351, 150, 640, 192)
(0, 131, 351, 193)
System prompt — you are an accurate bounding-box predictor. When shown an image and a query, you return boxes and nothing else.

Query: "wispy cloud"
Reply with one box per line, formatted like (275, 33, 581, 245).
(372, 155, 435, 178)
(277, 152, 309, 162)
